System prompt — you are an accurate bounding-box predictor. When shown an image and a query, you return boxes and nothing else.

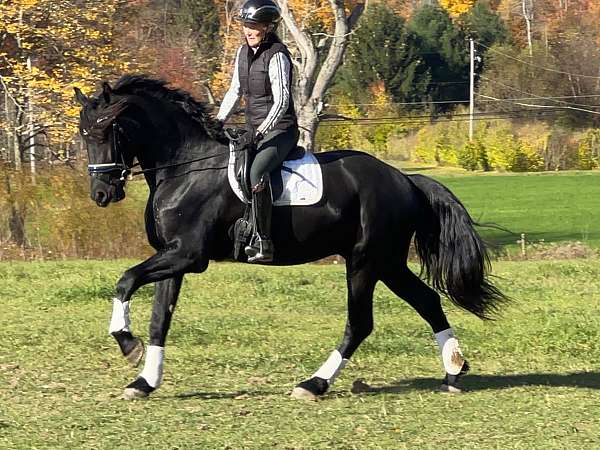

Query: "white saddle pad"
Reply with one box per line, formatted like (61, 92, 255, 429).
(228, 142, 323, 206)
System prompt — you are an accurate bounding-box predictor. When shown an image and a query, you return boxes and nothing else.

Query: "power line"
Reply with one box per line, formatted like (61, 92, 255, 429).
(478, 94, 600, 116)
(478, 93, 600, 110)
(326, 94, 600, 109)
(319, 109, 562, 127)
(479, 75, 600, 115)
(326, 99, 470, 107)
(476, 41, 600, 80)
(477, 94, 600, 103)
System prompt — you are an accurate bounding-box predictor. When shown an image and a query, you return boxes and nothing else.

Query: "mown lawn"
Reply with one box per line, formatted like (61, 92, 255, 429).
(1, 260, 600, 449)
(435, 172, 600, 248)
(392, 163, 600, 249)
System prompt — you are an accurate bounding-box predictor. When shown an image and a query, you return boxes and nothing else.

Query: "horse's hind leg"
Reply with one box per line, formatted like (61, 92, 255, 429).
(381, 266, 469, 392)
(291, 260, 377, 400)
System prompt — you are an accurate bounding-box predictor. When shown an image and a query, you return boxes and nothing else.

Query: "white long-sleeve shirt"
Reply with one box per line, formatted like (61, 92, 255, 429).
(216, 46, 292, 136)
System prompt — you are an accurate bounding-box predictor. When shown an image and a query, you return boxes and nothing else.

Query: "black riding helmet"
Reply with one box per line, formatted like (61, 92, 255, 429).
(238, 0, 281, 26)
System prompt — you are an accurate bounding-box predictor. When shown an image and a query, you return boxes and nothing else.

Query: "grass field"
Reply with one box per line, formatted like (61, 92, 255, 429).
(395, 164, 600, 249)
(2, 260, 600, 449)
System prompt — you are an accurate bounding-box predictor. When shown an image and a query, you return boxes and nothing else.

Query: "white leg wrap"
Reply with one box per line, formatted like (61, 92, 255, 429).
(312, 350, 348, 385)
(108, 298, 130, 334)
(139, 345, 164, 388)
(435, 328, 465, 376)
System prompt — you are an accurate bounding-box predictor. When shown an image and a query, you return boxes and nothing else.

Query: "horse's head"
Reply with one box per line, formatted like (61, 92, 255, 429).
(75, 82, 135, 207)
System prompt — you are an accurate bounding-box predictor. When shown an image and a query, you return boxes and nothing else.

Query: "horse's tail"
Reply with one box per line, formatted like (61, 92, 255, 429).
(408, 174, 508, 320)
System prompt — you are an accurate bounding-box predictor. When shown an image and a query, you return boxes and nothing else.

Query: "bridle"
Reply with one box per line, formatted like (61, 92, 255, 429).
(87, 121, 131, 182)
(86, 121, 246, 182)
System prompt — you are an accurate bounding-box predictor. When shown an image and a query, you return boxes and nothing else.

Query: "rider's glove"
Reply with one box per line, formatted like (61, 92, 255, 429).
(236, 131, 255, 149)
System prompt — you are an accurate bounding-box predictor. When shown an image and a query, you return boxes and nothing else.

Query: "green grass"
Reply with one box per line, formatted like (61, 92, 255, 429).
(393, 163, 600, 249)
(2, 260, 600, 449)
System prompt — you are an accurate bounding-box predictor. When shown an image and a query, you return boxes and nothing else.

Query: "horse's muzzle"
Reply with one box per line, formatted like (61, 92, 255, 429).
(91, 176, 126, 207)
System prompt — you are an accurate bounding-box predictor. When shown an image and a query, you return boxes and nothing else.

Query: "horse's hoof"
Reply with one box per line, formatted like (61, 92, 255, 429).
(440, 360, 470, 394)
(125, 338, 144, 367)
(122, 377, 155, 400)
(290, 386, 319, 401)
(291, 377, 328, 400)
(122, 387, 149, 400)
(440, 383, 464, 394)
(112, 331, 145, 367)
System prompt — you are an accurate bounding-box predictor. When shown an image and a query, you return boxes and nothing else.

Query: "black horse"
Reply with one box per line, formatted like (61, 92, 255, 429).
(75, 75, 507, 400)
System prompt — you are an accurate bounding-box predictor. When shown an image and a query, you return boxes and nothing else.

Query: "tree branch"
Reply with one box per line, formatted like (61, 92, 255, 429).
(276, 0, 313, 62)
(276, 0, 319, 104)
(310, 1, 365, 102)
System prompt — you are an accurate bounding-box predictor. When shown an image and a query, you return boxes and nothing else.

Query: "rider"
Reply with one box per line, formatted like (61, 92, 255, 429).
(216, 0, 299, 263)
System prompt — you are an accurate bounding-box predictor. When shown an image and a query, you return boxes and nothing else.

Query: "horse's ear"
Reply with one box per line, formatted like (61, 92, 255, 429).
(73, 87, 89, 105)
(101, 81, 113, 103)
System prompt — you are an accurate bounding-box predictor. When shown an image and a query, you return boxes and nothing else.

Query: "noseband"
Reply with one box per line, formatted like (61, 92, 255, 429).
(87, 121, 131, 182)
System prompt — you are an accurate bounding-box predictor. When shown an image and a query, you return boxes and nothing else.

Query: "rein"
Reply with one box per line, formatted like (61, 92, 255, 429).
(130, 149, 233, 177)
(87, 122, 242, 180)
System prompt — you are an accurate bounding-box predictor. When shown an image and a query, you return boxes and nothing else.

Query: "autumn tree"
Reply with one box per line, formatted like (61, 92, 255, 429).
(335, 4, 430, 107)
(407, 4, 470, 112)
(0, 0, 137, 172)
(119, 0, 222, 98)
(0, 0, 143, 247)
(277, 0, 367, 150)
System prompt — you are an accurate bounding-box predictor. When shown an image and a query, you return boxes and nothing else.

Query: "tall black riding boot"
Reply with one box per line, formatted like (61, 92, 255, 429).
(245, 176, 274, 263)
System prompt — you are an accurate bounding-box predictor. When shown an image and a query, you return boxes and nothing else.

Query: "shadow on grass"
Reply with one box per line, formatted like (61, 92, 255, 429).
(167, 389, 282, 400)
(353, 372, 600, 395)
(161, 372, 600, 401)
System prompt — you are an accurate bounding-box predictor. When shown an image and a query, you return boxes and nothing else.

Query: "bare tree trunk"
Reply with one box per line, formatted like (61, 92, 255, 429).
(522, 0, 534, 57)
(0, 75, 22, 170)
(26, 56, 36, 184)
(2, 85, 13, 164)
(277, 0, 366, 151)
(4, 173, 27, 247)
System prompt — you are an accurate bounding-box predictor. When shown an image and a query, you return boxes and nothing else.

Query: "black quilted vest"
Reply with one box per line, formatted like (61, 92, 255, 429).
(238, 35, 297, 132)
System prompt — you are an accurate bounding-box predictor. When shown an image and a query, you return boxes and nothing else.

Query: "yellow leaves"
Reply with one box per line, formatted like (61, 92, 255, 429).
(288, 0, 335, 30)
(21, 0, 41, 8)
(368, 80, 392, 110)
(1, 0, 141, 147)
(438, 0, 476, 17)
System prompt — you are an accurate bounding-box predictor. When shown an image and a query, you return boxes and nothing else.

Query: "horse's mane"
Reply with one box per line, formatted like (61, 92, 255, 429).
(112, 75, 224, 140)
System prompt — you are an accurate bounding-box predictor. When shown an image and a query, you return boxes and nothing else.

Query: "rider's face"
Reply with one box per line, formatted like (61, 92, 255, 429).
(243, 22, 268, 48)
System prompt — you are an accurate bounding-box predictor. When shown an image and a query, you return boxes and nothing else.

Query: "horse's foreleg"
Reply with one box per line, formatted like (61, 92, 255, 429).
(292, 263, 377, 400)
(110, 247, 206, 367)
(122, 275, 183, 400)
(109, 298, 145, 367)
(382, 267, 469, 393)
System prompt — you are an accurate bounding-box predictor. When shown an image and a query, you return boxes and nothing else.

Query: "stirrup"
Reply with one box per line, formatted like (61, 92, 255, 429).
(245, 239, 273, 263)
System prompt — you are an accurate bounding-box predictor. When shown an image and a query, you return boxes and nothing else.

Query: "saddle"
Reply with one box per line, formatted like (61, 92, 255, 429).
(228, 128, 306, 200)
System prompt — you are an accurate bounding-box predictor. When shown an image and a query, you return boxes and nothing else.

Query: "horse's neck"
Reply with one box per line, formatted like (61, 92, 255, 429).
(137, 134, 230, 187)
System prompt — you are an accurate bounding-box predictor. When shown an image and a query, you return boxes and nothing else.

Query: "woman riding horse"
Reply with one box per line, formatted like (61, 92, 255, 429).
(217, 0, 299, 263)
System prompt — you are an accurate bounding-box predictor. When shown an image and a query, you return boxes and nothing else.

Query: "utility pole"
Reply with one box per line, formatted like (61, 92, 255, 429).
(469, 38, 475, 142)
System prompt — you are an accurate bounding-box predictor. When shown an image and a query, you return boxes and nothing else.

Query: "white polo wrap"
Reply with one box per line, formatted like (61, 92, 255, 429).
(140, 345, 165, 388)
(312, 350, 348, 385)
(109, 298, 130, 334)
